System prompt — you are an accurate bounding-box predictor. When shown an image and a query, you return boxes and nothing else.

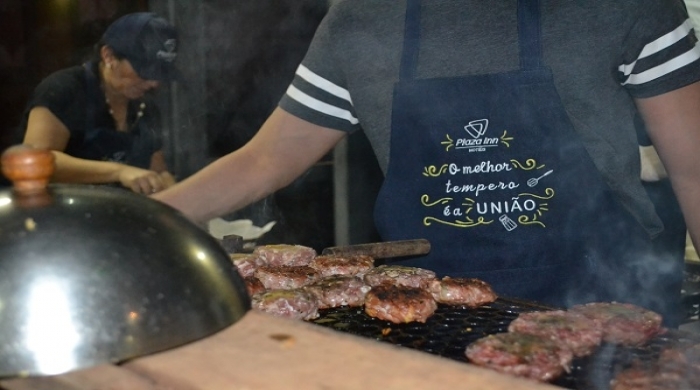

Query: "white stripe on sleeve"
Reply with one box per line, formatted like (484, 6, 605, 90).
(619, 19, 699, 85)
(286, 85, 359, 125)
(621, 40, 700, 85)
(639, 19, 693, 60)
(296, 64, 354, 104)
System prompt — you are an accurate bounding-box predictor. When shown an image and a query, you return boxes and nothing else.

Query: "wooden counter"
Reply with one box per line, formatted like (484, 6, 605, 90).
(0, 310, 560, 390)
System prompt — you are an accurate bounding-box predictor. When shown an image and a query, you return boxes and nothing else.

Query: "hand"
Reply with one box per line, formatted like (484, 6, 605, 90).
(639, 145, 668, 182)
(117, 166, 170, 194)
(158, 171, 177, 188)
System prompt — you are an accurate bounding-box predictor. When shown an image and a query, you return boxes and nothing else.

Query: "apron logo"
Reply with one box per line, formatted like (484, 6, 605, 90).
(464, 119, 489, 138)
(455, 119, 500, 152)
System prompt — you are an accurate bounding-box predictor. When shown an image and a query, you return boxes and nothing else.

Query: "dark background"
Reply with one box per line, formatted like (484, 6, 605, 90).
(0, 0, 382, 251)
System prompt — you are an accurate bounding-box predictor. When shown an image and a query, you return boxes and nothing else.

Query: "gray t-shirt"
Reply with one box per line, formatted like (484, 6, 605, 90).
(279, 0, 700, 234)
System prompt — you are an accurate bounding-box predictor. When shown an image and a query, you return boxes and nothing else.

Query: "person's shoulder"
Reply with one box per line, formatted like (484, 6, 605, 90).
(331, 0, 394, 13)
(614, 0, 688, 21)
(34, 65, 86, 96)
(29, 65, 88, 119)
(618, 0, 692, 40)
(326, 0, 401, 27)
(563, 0, 690, 39)
(39, 65, 84, 83)
(321, 0, 403, 44)
(555, 0, 681, 17)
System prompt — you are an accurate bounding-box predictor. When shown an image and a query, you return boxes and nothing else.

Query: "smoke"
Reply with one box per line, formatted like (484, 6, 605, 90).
(155, 1, 332, 248)
(204, 0, 329, 157)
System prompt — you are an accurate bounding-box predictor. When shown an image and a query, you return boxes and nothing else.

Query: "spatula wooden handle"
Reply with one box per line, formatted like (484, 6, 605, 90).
(322, 239, 431, 259)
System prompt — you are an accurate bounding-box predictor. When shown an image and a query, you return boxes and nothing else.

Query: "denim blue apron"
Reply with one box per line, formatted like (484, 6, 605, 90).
(79, 61, 155, 169)
(373, 0, 675, 310)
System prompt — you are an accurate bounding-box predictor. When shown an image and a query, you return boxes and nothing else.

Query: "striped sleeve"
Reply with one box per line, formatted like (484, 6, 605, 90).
(279, 64, 360, 133)
(278, 4, 361, 133)
(619, 16, 700, 97)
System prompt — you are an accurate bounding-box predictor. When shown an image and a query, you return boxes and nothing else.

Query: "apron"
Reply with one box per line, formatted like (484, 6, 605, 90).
(374, 0, 668, 309)
(79, 62, 155, 169)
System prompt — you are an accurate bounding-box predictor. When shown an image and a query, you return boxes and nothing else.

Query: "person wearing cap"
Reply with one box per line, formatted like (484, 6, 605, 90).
(17, 12, 178, 194)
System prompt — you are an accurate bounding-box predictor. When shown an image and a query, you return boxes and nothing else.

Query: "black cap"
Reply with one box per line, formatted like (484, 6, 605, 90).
(102, 12, 178, 82)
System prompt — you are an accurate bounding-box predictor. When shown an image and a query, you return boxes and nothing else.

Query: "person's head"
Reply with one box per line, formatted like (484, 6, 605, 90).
(98, 12, 178, 99)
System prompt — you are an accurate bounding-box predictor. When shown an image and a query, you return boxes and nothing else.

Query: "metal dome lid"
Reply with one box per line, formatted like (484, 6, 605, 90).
(0, 145, 250, 378)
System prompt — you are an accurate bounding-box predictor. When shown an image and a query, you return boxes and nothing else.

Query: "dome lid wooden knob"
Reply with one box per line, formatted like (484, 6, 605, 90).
(1, 145, 55, 195)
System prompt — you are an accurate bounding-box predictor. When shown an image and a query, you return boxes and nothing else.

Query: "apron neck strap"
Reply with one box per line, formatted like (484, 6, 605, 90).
(518, 0, 542, 69)
(399, 0, 422, 81)
(399, 0, 542, 81)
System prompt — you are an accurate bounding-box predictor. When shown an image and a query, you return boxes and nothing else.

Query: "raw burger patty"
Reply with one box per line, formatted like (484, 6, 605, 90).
(252, 244, 317, 267)
(303, 275, 371, 309)
(465, 332, 574, 382)
(251, 289, 319, 320)
(569, 302, 663, 346)
(364, 284, 437, 324)
(255, 265, 320, 290)
(427, 277, 497, 307)
(508, 310, 603, 357)
(308, 255, 375, 278)
(363, 265, 436, 289)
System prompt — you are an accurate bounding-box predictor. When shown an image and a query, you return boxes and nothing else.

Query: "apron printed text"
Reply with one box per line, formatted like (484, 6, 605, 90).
(420, 121, 556, 231)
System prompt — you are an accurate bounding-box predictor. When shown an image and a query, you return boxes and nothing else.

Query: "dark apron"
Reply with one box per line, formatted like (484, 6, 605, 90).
(374, 0, 681, 318)
(79, 62, 154, 169)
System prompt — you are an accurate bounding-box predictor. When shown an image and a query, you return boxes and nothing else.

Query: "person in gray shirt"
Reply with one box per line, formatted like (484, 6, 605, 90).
(155, 0, 700, 326)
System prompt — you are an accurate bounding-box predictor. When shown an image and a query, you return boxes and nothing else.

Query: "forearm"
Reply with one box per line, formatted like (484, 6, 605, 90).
(50, 151, 125, 184)
(662, 133, 700, 250)
(635, 82, 700, 250)
(672, 175, 700, 251)
(153, 108, 345, 223)
(152, 150, 282, 222)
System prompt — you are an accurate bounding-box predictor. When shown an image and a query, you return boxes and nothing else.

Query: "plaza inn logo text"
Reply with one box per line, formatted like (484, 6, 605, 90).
(456, 119, 500, 152)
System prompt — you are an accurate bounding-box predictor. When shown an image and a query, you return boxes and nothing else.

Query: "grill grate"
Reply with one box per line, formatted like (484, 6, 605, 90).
(310, 298, 700, 389)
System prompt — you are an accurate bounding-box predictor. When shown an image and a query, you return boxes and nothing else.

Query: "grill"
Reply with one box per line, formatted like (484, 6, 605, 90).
(310, 297, 700, 389)
(683, 265, 700, 321)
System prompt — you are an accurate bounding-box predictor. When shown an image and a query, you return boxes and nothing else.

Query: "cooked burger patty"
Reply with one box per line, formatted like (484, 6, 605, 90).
(251, 289, 319, 320)
(507, 310, 603, 357)
(363, 265, 437, 289)
(303, 275, 371, 309)
(610, 365, 700, 390)
(611, 346, 700, 390)
(364, 284, 437, 324)
(683, 343, 700, 358)
(244, 276, 266, 297)
(308, 255, 375, 278)
(569, 302, 663, 346)
(255, 265, 320, 290)
(231, 254, 264, 278)
(465, 332, 574, 382)
(427, 277, 497, 307)
(252, 244, 317, 267)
